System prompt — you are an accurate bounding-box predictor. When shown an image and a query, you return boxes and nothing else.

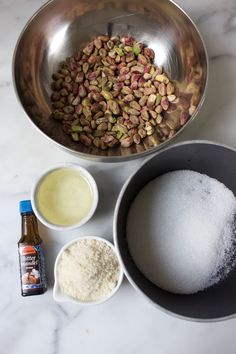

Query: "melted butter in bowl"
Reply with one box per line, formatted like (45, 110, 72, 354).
(31, 164, 98, 230)
(37, 168, 93, 226)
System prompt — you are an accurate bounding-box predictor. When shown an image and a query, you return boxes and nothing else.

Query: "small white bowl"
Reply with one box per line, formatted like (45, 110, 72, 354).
(31, 163, 98, 231)
(53, 236, 124, 305)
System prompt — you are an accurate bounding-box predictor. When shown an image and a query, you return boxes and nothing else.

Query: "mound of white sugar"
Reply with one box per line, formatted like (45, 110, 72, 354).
(127, 170, 236, 294)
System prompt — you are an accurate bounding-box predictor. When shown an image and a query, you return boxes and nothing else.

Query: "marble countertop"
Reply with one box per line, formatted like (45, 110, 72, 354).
(1, 0, 236, 353)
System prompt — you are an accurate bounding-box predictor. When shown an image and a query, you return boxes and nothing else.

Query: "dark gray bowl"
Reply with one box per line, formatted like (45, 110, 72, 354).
(113, 141, 236, 321)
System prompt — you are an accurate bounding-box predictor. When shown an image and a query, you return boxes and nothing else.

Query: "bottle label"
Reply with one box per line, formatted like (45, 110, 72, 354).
(18, 244, 47, 291)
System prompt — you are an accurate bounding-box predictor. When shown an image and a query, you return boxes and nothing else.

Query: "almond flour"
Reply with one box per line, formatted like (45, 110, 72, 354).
(57, 238, 120, 301)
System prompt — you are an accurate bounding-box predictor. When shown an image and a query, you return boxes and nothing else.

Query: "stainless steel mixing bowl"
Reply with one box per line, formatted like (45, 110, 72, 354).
(13, 0, 208, 162)
(114, 141, 236, 321)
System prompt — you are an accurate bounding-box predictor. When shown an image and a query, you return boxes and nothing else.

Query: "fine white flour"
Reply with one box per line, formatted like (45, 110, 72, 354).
(58, 239, 120, 301)
(127, 170, 236, 294)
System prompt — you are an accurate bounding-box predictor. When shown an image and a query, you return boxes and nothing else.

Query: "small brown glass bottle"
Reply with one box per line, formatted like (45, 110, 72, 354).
(18, 200, 47, 296)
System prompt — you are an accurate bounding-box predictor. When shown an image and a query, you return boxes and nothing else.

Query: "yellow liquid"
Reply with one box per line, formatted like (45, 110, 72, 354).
(36, 168, 94, 226)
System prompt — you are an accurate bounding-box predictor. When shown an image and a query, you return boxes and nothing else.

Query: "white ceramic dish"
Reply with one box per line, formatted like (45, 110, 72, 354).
(31, 163, 98, 231)
(53, 236, 124, 305)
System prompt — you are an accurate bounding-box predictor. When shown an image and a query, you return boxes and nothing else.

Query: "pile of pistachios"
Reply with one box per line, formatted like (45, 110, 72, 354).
(50, 35, 181, 149)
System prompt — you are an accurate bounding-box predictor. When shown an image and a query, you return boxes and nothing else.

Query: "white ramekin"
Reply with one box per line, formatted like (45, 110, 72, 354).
(31, 163, 98, 231)
(53, 236, 124, 305)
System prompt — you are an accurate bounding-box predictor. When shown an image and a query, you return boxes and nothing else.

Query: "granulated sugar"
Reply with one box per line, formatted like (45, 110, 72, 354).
(127, 170, 236, 294)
